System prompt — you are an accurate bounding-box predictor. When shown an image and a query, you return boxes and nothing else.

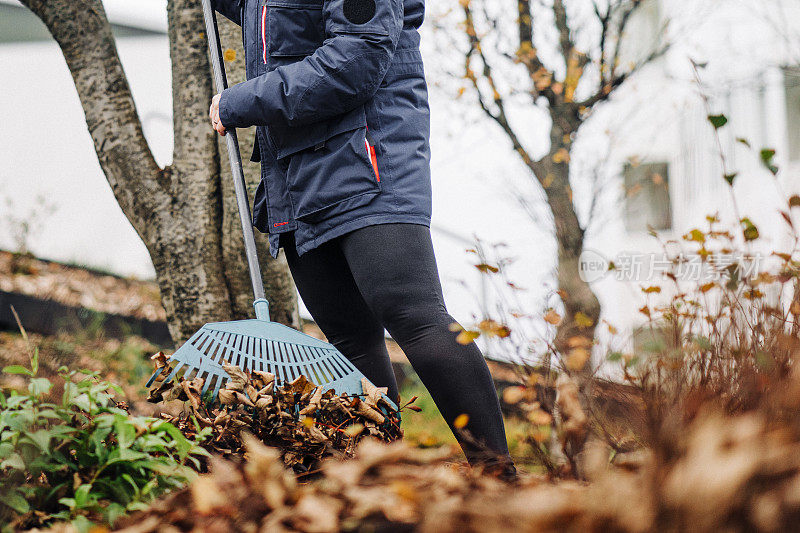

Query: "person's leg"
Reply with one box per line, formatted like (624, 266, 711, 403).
(339, 223, 510, 464)
(280, 232, 400, 402)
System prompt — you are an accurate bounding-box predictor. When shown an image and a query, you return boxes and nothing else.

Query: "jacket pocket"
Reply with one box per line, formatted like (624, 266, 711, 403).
(266, 0, 324, 58)
(270, 104, 365, 159)
(280, 107, 382, 223)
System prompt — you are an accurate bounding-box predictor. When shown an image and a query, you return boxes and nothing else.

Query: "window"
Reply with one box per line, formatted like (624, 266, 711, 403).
(624, 162, 672, 232)
(785, 67, 800, 162)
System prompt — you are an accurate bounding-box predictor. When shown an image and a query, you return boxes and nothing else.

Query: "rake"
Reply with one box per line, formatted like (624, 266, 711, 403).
(147, 0, 392, 408)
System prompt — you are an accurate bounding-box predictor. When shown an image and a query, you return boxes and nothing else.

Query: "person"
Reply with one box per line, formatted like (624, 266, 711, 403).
(209, 0, 514, 474)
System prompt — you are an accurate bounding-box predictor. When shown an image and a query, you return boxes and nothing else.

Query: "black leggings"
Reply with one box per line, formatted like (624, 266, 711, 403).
(280, 223, 509, 462)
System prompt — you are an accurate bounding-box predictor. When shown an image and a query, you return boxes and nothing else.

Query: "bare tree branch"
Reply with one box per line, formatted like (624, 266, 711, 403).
(464, 0, 540, 171)
(552, 0, 575, 64)
(578, 42, 668, 109)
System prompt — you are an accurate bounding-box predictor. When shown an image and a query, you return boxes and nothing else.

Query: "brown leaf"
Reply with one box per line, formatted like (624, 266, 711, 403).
(361, 378, 389, 408)
(566, 348, 591, 372)
(300, 387, 324, 416)
(502, 386, 527, 405)
(544, 309, 563, 325)
(223, 364, 248, 391)
(150, 351, 170, 370)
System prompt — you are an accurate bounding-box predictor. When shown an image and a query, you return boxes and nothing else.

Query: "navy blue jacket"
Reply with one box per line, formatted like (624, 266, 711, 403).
(213, 0, 431, 257)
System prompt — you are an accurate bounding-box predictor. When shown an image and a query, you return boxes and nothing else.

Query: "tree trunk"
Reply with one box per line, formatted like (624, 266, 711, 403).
(20, 0, 299, 345)
(161, 0, 234, 342)
(535, 127, 601, 356)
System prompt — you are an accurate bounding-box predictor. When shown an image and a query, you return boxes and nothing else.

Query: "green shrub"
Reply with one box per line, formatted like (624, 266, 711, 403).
(0, 337, 210, 531)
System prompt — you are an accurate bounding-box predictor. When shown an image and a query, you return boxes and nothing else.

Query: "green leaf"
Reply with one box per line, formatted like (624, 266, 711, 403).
(114, 419, 136, 449)
(741, 217, 760, 241)
(70, 515, 95, 533)
(24, 429, 52, 452)
(160, 421, 193, 457)
(70, 393, 92, 413)
(28, 378, 53, 398)
(1, 489, 30, 514)
(708, 114, 728, 129)
(105, 502, 127, 526)
(126, 501, 150, 512)
(58, 497, 76, 510)
(760, 148, 779, 175)
(0, 442, 14, 459)
(120, 473, 140, 495)
(0, 452, 25, 470)
(607, 351, 623, 362)
(74, 483, 92, 508)
(736, 137, 751, 148)
(5, 395, 29, 409)
(2, 365, 32, 376)
(724, 173, 738, 185)
(31, 347, 38, 375)
(106, 448, 148, 465)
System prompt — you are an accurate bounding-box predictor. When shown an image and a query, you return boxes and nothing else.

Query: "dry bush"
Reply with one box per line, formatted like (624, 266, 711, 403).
(451, 207, 800, 481)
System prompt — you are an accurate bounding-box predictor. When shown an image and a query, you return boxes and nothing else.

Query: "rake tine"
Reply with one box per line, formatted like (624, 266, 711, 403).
(231, 334, 244, 369)
(245, 336, 255, 373)
(146, 367, 165, 388)
(291, 344, 302, 380)
(196, 332, 218, 368)
(207, 331, 225, 365)
(257, 338, 265, 372)
(326, 349, 348, 379)
(300, 347, 317, 385)
(165, 360, 188, 382)
(316, 349, 338, 383)
(200, 372, 214, 396)
(275, 342, 286, 384)
(267, 340, 276, 376)
(287, 344, 298, 381)
(211, 373, 225, 401)
(216, 331, 231, 367)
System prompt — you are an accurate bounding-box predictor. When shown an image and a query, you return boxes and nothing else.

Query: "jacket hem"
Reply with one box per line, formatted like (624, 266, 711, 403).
(294, 214, 431, 256)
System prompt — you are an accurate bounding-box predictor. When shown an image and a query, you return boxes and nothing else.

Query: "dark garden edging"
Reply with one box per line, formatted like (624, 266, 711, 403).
(0, 290, 173, 348)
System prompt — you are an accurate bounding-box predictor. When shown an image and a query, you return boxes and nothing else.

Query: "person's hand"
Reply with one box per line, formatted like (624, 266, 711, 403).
(209, 94, 226, 136)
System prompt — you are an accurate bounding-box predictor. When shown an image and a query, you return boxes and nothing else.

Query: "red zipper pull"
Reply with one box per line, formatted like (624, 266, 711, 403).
(364, 134, 380, 183)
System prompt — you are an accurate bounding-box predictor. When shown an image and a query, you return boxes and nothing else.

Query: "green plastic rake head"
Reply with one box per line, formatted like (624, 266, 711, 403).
(148, 1, 393, 409)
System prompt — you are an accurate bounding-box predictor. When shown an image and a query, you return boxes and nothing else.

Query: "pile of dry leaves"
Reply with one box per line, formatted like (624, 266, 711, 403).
(146, 353, 403, 473)
(115, 402, 800, 533)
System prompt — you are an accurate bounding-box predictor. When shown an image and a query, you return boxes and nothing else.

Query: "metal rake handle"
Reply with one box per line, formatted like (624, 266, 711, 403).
(201, 0, 270, 321)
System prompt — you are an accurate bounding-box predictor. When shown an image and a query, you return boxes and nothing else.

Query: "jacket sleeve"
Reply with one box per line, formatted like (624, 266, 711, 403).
(218, 0, 402, 128)
(212, 0, 241, 25)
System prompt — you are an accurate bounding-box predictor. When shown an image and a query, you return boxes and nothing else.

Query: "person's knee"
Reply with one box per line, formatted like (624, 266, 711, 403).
(324, 324, 387, 362)
(375, 300, 452, 343)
